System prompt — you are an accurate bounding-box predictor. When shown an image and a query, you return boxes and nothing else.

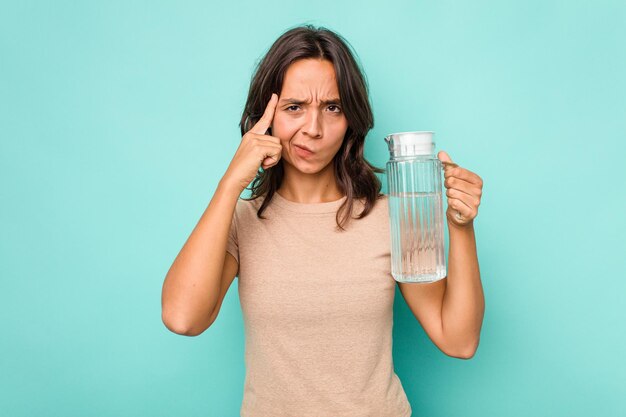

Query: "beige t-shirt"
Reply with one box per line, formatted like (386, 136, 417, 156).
(226, 191, 412, 417)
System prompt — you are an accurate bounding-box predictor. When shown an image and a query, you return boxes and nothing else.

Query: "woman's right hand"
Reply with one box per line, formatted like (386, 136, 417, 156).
(222, 93, 283, 192)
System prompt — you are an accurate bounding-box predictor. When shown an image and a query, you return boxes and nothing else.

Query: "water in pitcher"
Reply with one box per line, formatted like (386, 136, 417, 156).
(388, 191, 446, 283)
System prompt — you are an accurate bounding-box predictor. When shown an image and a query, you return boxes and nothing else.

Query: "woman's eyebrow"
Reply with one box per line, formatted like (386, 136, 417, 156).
(279, 97, 341, 105)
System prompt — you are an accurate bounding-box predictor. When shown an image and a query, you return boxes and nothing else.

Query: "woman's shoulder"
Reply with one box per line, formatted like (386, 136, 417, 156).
(231, 195, 262, 219)
(373, 192, 388, 206)
(236, 195, 263, 210)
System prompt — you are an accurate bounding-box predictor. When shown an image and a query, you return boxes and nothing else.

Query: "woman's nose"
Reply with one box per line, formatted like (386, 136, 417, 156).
(302, 110, 322, 138)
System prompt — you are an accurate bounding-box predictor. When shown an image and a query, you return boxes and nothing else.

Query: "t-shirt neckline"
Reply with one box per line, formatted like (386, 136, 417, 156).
(270, 191, 347, 214)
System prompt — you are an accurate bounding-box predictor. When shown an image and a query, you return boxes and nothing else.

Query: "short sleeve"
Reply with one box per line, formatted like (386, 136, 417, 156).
(225, 206, 239, 265)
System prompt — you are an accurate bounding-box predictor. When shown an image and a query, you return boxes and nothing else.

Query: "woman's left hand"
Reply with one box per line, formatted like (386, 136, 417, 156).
(437, 150, 483, 228)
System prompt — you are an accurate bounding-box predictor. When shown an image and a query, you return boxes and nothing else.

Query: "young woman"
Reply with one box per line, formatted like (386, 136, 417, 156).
(162, 24, 485, 417)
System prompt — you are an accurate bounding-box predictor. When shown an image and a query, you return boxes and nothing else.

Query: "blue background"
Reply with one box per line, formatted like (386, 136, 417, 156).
(1, 1, 624, 416)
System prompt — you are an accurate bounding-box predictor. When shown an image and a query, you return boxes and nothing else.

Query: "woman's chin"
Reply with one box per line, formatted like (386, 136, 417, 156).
(292, 160, 332, 176)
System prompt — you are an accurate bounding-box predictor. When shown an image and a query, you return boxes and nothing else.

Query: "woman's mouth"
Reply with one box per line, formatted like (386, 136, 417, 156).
(293, 144, 314, 158)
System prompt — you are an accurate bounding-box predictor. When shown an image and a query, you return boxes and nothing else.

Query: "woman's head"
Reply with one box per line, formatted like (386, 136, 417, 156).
(239, 24, 383, 230)
(271, 58, 348, 177)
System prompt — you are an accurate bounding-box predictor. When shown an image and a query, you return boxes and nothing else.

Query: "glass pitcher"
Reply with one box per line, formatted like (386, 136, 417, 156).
(384, 131, 447, 283)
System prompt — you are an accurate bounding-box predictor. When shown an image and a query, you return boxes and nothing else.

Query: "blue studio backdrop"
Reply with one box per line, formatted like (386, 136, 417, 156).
(1, 1, 624, 416)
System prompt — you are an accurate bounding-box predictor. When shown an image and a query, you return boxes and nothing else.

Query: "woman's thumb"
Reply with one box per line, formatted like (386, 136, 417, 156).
(437, 150, 453, 163)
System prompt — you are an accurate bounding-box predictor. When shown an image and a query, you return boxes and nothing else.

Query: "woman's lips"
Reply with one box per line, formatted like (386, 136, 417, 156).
(293, 144, 314, 158)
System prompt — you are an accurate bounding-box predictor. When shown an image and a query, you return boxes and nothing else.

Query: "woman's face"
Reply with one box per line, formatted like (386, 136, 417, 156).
(271, 58, 349, 175)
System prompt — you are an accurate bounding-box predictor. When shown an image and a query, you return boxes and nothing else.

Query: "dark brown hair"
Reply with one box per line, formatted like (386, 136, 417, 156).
(239, 24, 384, 231)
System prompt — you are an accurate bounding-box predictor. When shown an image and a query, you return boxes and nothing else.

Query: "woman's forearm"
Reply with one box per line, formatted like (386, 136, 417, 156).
(441, 220, 485, 357)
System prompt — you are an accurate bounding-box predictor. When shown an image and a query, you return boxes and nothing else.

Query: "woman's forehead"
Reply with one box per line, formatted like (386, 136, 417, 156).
(283, 59, 337, 84)
(281, 63, 339, 101)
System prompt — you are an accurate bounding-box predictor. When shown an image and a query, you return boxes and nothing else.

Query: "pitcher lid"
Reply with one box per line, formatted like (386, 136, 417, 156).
(384, 131, 435, 157)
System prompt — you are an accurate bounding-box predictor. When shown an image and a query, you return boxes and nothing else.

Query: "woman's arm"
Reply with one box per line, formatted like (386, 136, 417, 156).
(440, 221, 484, 358)
(161, 179, 241, 335)
(397, 220, 484, 359)
(438, 150, 485, 357)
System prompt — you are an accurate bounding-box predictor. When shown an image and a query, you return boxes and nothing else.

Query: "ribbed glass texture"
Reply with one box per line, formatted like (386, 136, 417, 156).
(387, 156, 447, 283)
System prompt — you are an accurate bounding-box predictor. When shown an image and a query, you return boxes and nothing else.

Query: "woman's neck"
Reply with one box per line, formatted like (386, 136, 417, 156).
(276, 167, 344, 204)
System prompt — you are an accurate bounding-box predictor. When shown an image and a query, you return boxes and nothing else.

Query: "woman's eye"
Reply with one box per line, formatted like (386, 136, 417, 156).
(328, 105, 341, 113)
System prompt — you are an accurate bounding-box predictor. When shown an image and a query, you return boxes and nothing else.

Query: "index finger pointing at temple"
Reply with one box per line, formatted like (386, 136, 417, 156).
(249, 93, 278, 135)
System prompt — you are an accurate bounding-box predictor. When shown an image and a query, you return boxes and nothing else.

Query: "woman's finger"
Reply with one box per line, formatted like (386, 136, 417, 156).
(447, 197, 474, 218)
(443, 166, 483, 186)
(249, 93, 278, 135)
(444, 177, 482, 200)
(446, 187, 480, 208)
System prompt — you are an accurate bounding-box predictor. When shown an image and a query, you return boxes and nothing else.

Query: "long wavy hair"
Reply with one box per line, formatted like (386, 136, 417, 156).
(239, 24, 384, 231)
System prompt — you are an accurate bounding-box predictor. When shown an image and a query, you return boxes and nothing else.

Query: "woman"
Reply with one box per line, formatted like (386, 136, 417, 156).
(162, 24, 485, 417)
